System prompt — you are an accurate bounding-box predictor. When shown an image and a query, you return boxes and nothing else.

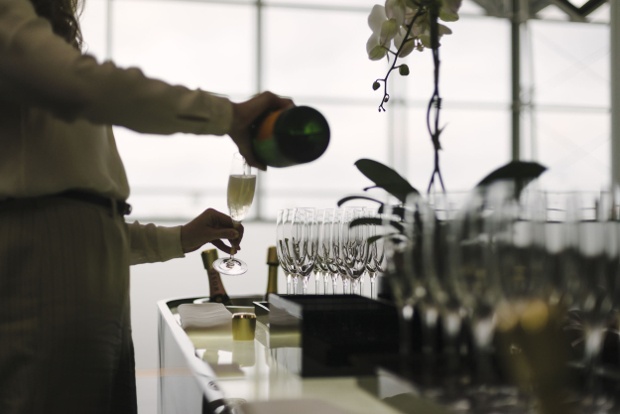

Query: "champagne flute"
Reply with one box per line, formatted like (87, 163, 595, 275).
(213, 152, 256, 276)
(340, 206, 370, 296)
(381, 197, 416, 360)
(276, 208, 296, 293)
(325, 208, 344, 295)
(291, 208, 318, 294)
(364, 208, 385, 299)
(277, 207, 317, 294)
(560, 190, 619, 413)
(315, 208, 335, 294)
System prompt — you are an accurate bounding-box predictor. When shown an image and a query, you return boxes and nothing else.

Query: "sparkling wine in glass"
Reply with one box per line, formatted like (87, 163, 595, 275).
(213, 153, 256, 275)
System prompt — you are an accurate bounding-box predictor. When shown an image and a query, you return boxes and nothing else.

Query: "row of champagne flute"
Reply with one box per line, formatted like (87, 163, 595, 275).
(385, 184, 620, 413)
(275, 206, 386, 297)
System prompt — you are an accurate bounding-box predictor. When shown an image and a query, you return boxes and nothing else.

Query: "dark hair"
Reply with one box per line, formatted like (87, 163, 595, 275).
(29, 0, 83, 49)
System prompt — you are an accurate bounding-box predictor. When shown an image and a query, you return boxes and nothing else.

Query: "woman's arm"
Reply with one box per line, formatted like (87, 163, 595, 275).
(128, 208, 242, 265)
(0, 0, 233, 136)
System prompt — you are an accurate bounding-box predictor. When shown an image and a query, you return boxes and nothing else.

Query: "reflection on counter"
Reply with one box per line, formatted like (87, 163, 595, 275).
(161, 296, 439, 414)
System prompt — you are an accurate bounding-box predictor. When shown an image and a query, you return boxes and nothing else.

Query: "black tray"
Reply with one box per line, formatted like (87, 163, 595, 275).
(267, 294, 400, 377)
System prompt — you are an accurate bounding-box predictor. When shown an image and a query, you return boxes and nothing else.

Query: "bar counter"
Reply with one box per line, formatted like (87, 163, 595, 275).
(157, 296, 448, 414)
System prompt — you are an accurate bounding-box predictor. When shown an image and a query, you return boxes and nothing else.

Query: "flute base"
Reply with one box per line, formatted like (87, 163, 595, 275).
(212, 257, 248, 276)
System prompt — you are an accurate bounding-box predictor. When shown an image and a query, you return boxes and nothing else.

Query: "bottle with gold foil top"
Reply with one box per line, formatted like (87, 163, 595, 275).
(201, 249, 232, 305)
(252, 106, 330, 168)
(264, 246, 279, 301)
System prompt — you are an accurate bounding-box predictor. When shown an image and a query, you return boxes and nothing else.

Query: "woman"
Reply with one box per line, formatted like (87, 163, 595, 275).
(0, 0, 293, 413)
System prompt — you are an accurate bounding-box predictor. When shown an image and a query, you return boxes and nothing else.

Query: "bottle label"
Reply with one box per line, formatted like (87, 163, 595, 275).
(255, 110, 283, 143)
(207, 267, 227, 296)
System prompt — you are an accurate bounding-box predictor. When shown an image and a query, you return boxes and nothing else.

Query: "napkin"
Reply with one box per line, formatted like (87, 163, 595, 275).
(177, 303, 232, 333)
(236, 399, 354, 414)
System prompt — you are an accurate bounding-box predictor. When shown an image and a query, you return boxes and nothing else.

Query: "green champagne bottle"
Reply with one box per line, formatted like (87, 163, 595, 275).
(201, 249, 232, 305)
(264, 246, 279, 301)
(252, 106, 330, 168)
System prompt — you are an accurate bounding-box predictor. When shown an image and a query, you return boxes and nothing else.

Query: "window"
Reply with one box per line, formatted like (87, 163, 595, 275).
(78, 0, 611, 221)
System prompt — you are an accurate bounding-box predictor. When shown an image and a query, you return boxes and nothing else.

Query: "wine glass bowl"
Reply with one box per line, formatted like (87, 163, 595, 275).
(340, 206, 370, 296)
(316, 208, 336, 294)
(227, 174, 256, 222)
(554, 190, 620, 413)
(276, 208, 296, 293)
(364, 208, 385, 299)
(277, 208, 317, 294)
(213, 153, 256, 276)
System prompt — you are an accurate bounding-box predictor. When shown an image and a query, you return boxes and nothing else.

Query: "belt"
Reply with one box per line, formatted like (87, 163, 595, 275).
(58, 190, 132, 216)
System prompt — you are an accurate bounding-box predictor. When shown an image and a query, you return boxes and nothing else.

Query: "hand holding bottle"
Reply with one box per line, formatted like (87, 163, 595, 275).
(229, 91, 294, 170)
(251, 106, 330, 168)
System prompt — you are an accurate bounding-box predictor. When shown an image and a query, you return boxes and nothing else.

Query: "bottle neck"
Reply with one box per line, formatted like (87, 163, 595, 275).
(266, 265, 278, 295)
(207, 266, 228, 297)
(202, 249, 231, 305)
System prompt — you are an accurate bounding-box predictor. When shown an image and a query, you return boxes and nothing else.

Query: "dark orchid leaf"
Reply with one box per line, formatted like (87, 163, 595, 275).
(476, 161, 547, 188)
(349, 216, 404, 233)
(367, 234, 384, 244)
(354, 159, 419, 203)
(337, 195, 383, 207)
(350, 217, 382, 227)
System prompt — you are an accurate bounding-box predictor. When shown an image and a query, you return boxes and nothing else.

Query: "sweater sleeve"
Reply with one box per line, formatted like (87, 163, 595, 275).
(127, 221, 185, 265)
(0, 0, 233, 136)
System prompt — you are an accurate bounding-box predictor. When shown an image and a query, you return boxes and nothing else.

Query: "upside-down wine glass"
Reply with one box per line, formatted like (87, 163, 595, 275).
(213, 153, 256, 275)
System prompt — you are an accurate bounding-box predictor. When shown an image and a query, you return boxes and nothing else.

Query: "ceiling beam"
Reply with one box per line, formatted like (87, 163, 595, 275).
(469, 0, 608, 21)
(546, 0, 587, 21)
(579, 0, 608, 16)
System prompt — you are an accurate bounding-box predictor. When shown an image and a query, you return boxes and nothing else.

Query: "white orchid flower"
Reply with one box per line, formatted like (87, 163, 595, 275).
(385, 0, 407, 26)
(418, 33, 432, 49)
(367, 5, 391, 60)
(404, 0, 421, 10)
(380, 18, 399, 45)
(438, 23, 453, 36)
(417, 22, 452, 48)
(439, 0, 461, 22)
(368, 4, 387, 33)
(440, 0, 462, 22)
(366, 33, 388, 60)
(394, 27, 416, 57)
(367, 0, 459, 60)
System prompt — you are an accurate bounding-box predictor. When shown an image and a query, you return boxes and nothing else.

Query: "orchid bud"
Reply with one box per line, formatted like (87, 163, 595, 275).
(398, 64, 410, 76)
(372, 81, 381, 91)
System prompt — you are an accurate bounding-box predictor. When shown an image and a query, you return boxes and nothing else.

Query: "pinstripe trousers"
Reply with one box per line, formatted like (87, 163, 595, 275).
(0, 197, 137, 414)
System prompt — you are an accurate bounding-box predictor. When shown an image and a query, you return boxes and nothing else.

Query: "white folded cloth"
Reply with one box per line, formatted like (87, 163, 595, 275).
(237, 399, 354, 414)
(177, 303, 232, 332)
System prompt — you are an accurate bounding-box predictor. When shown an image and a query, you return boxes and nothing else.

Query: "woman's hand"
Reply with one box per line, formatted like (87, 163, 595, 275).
(228, 91, 294, 170)
(180, 208, 244, 255)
